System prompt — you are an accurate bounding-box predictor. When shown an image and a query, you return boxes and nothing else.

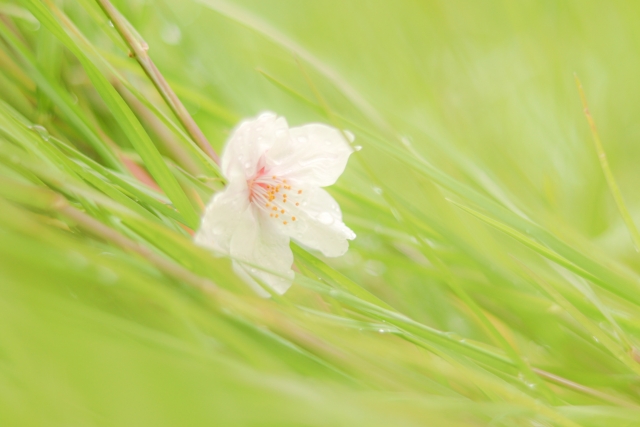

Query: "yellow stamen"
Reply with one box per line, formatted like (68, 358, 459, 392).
(292, 216, 296, 221)
(281, 209, 285, 214)
(298, 190, 302, 194)
(283, 221, 287, 225)
(295, 202, 299, 206)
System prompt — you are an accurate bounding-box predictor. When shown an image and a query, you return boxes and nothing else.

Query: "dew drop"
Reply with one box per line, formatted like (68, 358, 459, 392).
(108, 20, 114, 28)
(67, 251, 88, 268)
(364, 260, 386, 276)
(30, 125, 50, 141)
(373, 186, 383, 195)
(97, 266, 118, 285)
(344, 130, 355, 142)
(161, 23, 182, 45)
(445, 332, 462, 341)
(354, 145, 362, 151)
(317, 212, 334, 225)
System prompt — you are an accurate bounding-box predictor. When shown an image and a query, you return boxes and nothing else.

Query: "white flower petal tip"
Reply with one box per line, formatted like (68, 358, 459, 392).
(195, 112, 356, 296)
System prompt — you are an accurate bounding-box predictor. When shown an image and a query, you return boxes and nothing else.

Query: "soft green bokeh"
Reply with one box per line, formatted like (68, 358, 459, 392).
(1, 0, 640, 426)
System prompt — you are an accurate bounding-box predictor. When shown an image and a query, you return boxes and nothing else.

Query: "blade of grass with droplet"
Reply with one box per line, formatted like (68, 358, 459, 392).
(49, 0, 221, 177)
(448, 198, 640, 306)
(513, 258, 640, 374)
(0, 20, 124, 172)
(25, 0, 200, 228)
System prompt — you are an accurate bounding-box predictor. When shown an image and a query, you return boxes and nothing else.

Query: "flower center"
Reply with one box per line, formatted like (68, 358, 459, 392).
(248, 172, 302, 225)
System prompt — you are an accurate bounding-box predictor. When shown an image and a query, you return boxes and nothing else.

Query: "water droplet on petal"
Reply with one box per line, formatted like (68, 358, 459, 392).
(373, 186, 383, 195)
(317, 212, 334, 225)
(354, 145, 362, 151)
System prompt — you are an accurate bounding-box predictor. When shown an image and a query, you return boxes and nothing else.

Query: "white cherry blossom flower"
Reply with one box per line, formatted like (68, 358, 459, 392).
(195, 112, 356, 296)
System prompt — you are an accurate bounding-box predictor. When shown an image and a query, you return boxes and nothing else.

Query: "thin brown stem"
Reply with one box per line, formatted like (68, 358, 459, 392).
(114, 80, 201, 175)
(95, 0, 220, 165)
(533, 368, 640, 409)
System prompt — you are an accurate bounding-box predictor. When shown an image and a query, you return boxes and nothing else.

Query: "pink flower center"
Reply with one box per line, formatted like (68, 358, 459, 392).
(247, 168, 302, 225)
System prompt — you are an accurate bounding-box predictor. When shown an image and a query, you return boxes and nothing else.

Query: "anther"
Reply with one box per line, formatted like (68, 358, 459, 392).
(298, 190, 302, 194)
(272, 175, 276, 179)
(265, 203, 270, 207)
(283, 221, 287, 225)
(292, 216, 296, 221)
(295, 202, 299, 206)
(275, 214, 279, 218)
(281, 209, 285, 214)
(272, 207, 277, 211)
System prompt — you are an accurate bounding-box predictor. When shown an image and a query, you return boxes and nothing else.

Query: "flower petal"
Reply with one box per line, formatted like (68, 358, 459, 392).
(280, 187, 355, 257)
(194, 178, 250, 253)
(221, 112, 289, 179)
(229, 204, 295, 295)
(266, 124, 353, 187)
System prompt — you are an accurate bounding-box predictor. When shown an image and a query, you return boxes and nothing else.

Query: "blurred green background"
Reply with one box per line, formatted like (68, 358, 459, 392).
(2, 0, 640, 425)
